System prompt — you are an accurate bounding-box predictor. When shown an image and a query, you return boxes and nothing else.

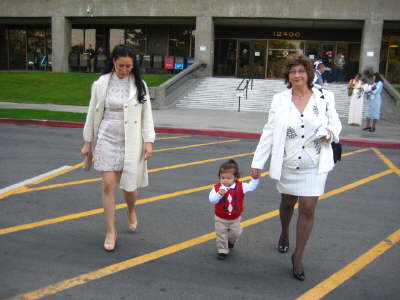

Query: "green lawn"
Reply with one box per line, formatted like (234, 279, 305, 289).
(0, 72, 172, 106)
(0, 108, 86, 122)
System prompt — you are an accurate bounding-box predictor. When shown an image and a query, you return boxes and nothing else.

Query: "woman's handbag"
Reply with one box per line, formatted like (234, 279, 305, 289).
(331, 142, 342, 163)
(83, 156, 92, 171)
(347, 86, 353, 96)
(318, 88, 342, 164)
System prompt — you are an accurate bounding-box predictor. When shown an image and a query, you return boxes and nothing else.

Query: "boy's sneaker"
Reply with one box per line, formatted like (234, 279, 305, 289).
(217, 253, 227, 260)
(228, 242, 235, 249)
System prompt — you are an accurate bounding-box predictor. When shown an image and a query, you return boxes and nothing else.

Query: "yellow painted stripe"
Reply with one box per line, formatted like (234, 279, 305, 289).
(0, 172, 268, 236)
(319, 169, 392, 200)
(341, 147, 370, 157)
(8, 169, 391, 300)
(371, 148, 400, 176)
(0, 147, 376, 234)
(152, 139, 240, 152)
(19, 178, 102, 194)
(0, 163, 83, 200)
(0, 139, 240, 200)
(13, 152, 254, 195)
(155, 135, 190, 140)
(5, 147, 370, 198)
(297, 229, 400, 300)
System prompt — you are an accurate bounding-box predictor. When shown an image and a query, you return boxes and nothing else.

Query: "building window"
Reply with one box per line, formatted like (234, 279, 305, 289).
(169, 26, 194, 57)
(381, 34, 400, 84)
(126, 27, 146, 54)
(109, 29, 125, 52)
(0, 28, 8, 69)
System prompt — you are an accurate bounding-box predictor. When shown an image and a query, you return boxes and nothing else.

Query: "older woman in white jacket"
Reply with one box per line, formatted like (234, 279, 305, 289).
(251, 54, 342, 281)
(81, 45, 155, 251)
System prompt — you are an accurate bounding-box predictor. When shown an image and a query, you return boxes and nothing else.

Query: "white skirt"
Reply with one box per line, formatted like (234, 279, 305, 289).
(276, 167, 327, 197)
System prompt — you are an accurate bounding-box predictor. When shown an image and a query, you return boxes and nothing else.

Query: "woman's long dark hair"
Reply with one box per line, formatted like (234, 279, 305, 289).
(103, 44, 146, 103)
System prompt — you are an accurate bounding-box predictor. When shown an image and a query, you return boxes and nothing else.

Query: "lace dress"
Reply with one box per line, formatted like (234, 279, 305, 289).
(94, 74, 130, 171)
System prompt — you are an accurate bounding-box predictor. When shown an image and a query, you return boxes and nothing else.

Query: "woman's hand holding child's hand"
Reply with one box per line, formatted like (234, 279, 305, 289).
(251, 168, 261, 179)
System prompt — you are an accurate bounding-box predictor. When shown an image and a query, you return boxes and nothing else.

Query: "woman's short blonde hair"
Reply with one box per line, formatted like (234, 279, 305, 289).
(283, 54, 314, 89)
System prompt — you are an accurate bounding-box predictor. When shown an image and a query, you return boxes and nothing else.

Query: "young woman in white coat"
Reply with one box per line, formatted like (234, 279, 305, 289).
(81, 45, 155, 251)
(251, 54, 342, 281)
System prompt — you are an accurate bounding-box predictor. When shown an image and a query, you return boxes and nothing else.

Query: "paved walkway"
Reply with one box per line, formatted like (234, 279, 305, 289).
(1, 101, 399, 146)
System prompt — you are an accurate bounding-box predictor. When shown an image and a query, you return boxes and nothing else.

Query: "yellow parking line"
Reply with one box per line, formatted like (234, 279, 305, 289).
(12, 152, 254, 195)
(341, 147, 370, 157)
(0, 139, 240, 200)
(371, 148, 400, 176)
(0, 173, 266, 236)
(155, 135, 190, 140)
(4, 147, 370, 198)
(0, 163, 83, 200)
(0, 147, 374, 233)
(8, 169, 393, 300)
(297, 228, 400, 300)
(152, 139, 240, 152)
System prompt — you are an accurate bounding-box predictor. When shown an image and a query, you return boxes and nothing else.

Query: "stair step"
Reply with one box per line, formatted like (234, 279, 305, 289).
(176, 77, 366, 117)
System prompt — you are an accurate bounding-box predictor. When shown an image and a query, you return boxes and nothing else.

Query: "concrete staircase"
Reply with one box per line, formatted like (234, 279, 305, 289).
(176, 77, 367, 118)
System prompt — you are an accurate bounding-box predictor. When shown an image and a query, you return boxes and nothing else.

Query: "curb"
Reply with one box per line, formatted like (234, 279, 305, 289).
(1, 118, 400, 149)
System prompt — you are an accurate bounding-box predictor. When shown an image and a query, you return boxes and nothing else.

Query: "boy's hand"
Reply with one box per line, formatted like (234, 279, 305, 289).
(218, 188, 227, 196)
(251, 168, 261, 179)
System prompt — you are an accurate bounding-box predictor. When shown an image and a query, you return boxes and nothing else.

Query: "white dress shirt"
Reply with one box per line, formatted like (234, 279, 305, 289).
(209, 178, 260, 204)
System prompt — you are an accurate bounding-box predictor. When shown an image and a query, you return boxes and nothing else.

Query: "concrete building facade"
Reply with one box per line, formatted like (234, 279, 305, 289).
(1, 0, 399, 83)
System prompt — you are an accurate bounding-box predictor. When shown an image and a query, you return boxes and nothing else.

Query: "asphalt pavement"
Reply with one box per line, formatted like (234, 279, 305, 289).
(0, 125, 399, 300)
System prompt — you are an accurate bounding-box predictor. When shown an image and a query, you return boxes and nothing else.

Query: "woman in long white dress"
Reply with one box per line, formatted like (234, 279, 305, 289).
(347, 73, 363, 125)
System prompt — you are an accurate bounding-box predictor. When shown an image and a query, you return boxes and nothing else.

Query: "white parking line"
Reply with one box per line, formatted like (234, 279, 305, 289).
(0, 166, 71, 194)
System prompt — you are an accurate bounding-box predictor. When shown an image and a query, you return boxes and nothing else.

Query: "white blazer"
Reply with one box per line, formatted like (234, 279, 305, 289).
(83, 73, 155, 191)
(251, 87, 342, 181)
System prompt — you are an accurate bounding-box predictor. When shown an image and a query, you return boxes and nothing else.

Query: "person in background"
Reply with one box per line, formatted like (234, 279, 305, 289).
(322, 51, 334, 83)
(95, 46, 107, 73)
(251, 54, 342, 281)
(334, 53, 345, 83)
(363, 73, 384, 132)
(81, 45, 155, 252)
(313, 62, 325, 90)
(347, 73, 364, 126)
(85, 44, 96, 72)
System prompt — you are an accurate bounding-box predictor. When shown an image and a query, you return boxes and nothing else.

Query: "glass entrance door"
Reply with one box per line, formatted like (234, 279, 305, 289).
(266, 40, 304, 78)
(237, 40, 266, 78)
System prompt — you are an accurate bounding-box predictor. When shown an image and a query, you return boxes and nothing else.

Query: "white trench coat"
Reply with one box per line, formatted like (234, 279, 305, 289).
(251, 87, 342, 181)
(83, 73, 155, 191)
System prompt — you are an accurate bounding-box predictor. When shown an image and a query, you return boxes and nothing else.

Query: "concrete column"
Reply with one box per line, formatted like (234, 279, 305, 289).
(359, 18, 383, 74)
(195, 16, 214, 76)
(51, 16, 71, 72)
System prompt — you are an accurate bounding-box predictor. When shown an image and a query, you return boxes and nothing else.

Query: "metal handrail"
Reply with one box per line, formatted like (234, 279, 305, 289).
(235, 73, 254, 112)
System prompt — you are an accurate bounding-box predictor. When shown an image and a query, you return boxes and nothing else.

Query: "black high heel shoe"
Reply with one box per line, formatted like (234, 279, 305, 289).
(278, 235, 289, 253)
(291, 255, 305, 281)
(362, 126, 371, 131)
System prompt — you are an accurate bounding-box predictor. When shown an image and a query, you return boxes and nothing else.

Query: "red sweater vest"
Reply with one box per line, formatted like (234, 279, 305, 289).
(214, 181, 244, 220)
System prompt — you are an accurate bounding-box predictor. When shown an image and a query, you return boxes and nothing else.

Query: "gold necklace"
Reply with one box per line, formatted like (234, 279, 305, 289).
(292, 91, 307, 99)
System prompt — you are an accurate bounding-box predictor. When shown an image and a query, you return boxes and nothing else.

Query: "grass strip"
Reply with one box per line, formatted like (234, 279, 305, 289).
(0, 108, 86, 122)
(0, 72, 172, 106)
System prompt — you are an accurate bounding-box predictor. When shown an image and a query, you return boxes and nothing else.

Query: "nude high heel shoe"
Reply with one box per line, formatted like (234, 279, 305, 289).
(104, 232, 117, 252)
(127, 209, 138, 232)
